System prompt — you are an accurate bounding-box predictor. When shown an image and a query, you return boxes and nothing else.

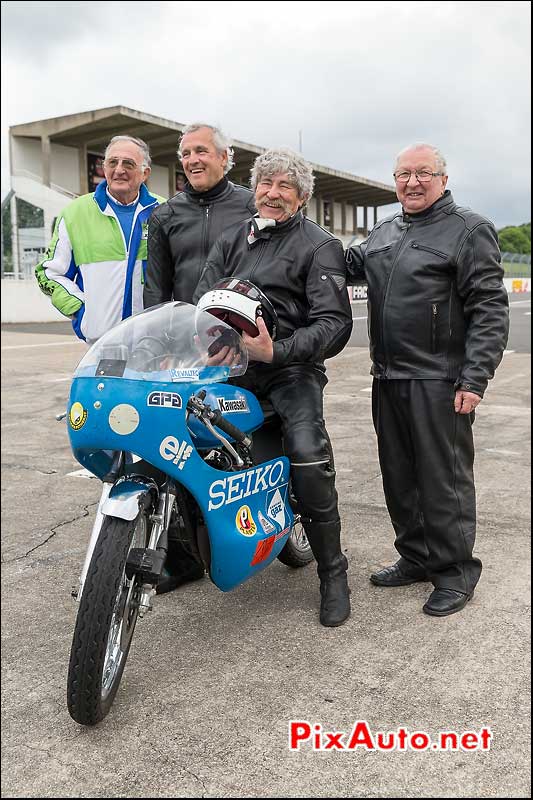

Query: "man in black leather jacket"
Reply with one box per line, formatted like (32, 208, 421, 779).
(194, 147, 353, 627)
(144, 124, 255, 594)
(346, 142, 509, 617)
(144, 123, 256, 306)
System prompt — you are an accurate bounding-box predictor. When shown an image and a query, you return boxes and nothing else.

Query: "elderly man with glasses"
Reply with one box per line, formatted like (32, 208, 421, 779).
(346, 142, 509, 617)
(36, 135, 164, 344)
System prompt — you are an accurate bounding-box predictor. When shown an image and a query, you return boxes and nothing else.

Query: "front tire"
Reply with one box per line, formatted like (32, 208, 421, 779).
(277, 515, 314, 568)
(67, 511, 149, 725)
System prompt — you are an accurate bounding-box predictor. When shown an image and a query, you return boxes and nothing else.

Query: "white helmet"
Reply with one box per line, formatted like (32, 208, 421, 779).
(196, 279, 278, 339)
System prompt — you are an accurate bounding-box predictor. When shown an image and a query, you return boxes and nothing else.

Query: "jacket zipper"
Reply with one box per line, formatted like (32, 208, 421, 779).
(249, 239, 269, 281)
(411, 242, 448, 259)
(381, 226, 410, 374)
(202, 206, 210, 260)
(431, 303, 438, 352)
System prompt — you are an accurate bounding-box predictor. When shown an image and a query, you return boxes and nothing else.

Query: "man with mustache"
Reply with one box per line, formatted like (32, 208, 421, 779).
(194, 147, 353, 627)
(345, 142, 509, 617)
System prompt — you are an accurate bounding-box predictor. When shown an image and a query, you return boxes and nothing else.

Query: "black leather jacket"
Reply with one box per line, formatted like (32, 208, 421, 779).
(194, 212, 353, 369)
(144, 181, 256, 305)
(345, 191, 509, 397)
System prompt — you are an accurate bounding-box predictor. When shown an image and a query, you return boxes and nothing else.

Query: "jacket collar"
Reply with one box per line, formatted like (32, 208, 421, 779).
(248, 210, 303, 244)
(402, 189, 455, 223)
(184, 176, 228, 201)
(94, 180, 158, 211)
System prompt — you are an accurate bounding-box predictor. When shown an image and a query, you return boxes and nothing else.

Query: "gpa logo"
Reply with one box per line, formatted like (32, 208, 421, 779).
(147, 391, 182, 409)
(217, 396, 249, 413)
(236, 505, 257, 537)
(141, 222, 149, 240)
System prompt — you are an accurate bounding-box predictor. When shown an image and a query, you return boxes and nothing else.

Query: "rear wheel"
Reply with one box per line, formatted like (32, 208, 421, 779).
(277, 515, 314, 568)
(67, 510, 149, 725)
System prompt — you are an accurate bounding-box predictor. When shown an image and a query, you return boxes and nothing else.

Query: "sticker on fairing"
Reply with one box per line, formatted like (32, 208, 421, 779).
(147, 391, 182, 408)
(170, 368, 200, 381)
(267, 487, 286, 530)
(207, 459, 286, 511)
(217, 396, 249, 413)
(108, 404, 140, 435)
(159, 435, 193, 470)
(69, 402, 87, 431)
(258, 510, 276, 534)
(236, 505, 257, 536)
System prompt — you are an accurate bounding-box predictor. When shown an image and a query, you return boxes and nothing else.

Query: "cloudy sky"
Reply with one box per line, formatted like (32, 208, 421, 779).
(1, 0, 531, 228)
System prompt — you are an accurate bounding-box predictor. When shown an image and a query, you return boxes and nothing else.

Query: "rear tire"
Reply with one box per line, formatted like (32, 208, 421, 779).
(67, 511, 149, 725)
(277, 516, 314, 568)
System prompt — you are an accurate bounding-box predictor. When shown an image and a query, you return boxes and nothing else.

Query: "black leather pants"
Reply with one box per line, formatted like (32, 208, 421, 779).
(372, 378, 482, 593)
(238, 365, 340, 524)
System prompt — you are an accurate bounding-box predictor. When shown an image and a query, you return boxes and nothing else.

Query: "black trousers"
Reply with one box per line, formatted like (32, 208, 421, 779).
(236, 365, 340, 524)
(371, 378, 482, 593)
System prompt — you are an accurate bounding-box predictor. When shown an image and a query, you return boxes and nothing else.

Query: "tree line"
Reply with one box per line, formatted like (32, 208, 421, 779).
(498, 223, 531, 254)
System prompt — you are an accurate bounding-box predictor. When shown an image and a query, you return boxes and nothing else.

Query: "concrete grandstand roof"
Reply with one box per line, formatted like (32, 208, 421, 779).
(10, 105, 397, 206)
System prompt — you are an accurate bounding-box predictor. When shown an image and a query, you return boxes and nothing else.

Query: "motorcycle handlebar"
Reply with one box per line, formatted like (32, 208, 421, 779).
(187, 393, 252, 448)
(209, 409, 252, 447)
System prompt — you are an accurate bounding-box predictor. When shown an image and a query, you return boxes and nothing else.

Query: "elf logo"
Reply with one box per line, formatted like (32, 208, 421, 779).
(159, 435, 193, 470)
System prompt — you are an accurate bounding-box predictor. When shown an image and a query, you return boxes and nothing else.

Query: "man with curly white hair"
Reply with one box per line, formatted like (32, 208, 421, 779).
(194, 147, 353, 627)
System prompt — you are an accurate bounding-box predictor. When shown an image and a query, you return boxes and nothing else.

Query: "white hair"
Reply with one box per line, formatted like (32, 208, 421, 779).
(105, 136, 151, 168)
(395, 142, 447, 174)
(250, 147, 315, 201)
(178, 123, 235, 174)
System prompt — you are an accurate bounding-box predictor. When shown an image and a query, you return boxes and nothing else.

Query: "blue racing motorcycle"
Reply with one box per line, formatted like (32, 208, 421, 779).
(65, 301, 312, 725)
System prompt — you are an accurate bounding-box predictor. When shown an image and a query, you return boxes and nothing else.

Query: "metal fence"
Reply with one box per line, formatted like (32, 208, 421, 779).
(501, 252, 531, 277)
(501, 252, 531, 264)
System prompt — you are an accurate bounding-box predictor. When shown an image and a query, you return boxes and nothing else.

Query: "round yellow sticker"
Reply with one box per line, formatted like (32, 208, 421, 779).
(236, 505, 257, 537)
(69, 402, 87, 430)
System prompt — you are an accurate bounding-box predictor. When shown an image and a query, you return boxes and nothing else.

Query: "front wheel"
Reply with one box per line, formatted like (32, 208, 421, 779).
(277, 516, 314, 568)
(67, 510, 149, 725)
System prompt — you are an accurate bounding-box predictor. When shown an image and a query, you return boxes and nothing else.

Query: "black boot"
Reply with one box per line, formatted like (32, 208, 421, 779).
(304, 520, 351, 627)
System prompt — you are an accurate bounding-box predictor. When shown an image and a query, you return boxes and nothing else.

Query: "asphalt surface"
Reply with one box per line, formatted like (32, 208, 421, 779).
(1, 311, 531, 798)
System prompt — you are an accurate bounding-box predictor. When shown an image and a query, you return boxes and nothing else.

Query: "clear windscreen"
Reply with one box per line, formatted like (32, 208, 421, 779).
(74, 302, 248, 383)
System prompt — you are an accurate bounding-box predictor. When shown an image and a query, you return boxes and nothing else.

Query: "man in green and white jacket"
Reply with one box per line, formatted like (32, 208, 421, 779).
(36, 135, 164, 344)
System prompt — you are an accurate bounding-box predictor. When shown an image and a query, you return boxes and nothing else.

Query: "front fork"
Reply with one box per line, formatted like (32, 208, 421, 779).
(137, 485, 177, 617)
(74, 451, 177, 614)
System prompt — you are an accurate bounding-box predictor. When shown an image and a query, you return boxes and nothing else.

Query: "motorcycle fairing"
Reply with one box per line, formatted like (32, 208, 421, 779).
(68, 376, 293, 592)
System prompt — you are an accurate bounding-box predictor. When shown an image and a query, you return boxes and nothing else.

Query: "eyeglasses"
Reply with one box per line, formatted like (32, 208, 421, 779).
(104, 158, 143, 171)
(393, 170, 443, 183)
